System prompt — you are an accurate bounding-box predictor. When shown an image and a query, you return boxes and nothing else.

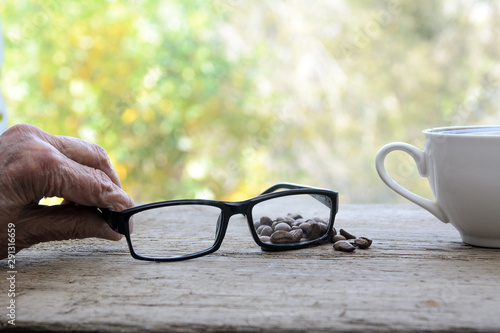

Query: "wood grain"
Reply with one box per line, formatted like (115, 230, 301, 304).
(1, 204, 500, 332)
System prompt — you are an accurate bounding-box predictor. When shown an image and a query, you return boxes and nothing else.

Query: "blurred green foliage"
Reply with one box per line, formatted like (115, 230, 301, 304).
(0, 0, 276, 201)
(1, 1, 500, 203)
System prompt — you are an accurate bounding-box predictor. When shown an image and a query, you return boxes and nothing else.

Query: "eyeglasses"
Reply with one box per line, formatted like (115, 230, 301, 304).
(98, 183, 338, 262)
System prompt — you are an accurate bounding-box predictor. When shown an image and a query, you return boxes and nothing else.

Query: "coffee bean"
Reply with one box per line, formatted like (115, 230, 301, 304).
(331, 235, 347, 243)
(288, 213, 303, 220)
(295, 218, 306, 224)
(327, 227, 337, 242)
(270, 230, 294, 244)
(299, 222, 311, 234)
(290, 229, 303, 243)
(275, 222, 292, 232)
(333, 240, 356, 252)
(271, 221, 280, 230)
(319, 222, 328, 235)
(358, 237, 372, 248)
(260, 236, 271, 243)
(360, 236, 372, 245)
(354, 238, 370, 249)
(257, 225, 273, 237)
(260, 216, 273, 226)
(307, 222, 322, 240)
(300, 221, 324, 240)
(339, 228, 356, 239)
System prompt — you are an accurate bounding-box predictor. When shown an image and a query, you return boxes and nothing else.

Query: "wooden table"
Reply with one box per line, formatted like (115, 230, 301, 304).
(1, 204, 500, 332)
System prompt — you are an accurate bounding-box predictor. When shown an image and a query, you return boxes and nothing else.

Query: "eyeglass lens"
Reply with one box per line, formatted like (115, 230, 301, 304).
(252, 193, 332, 245)
(129, 204, 222, 258)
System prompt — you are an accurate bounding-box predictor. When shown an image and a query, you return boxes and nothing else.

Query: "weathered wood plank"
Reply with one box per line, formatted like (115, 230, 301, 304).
(2, 204, 500, 332)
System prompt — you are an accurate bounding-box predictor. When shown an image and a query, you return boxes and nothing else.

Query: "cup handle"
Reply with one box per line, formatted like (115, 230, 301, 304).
(375, 142, 449, 223)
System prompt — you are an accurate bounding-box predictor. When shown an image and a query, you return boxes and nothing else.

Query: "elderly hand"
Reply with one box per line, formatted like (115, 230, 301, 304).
(0, 124, 134, 259)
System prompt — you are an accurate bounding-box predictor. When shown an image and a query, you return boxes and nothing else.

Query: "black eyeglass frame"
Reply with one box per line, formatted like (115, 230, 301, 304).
(99, 183, 339, 262)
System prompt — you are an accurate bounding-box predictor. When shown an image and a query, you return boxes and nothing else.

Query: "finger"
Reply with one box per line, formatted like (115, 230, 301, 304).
(1, 124, 134, 211)
(15, 204, 123, 252)
(40, 132, 123, 188)
(46, 154, 135, 211)
(21, 124, 122, 188)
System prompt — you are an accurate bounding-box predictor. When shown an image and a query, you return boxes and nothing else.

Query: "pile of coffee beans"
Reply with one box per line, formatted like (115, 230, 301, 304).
(331, 228, 372, 252)
(254, 213, 373, 252)
(254, 213, 329, 244)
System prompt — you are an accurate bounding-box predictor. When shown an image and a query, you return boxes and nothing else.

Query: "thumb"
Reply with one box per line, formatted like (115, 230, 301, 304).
(14, 204, 122, 253)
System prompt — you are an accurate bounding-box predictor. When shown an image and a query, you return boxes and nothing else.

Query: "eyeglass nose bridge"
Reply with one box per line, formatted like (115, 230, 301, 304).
(224, 201, 252, 217)
(214, 201, 251, 238)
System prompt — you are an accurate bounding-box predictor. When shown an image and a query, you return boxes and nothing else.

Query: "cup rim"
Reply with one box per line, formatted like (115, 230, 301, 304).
(423, 125, 500, 136)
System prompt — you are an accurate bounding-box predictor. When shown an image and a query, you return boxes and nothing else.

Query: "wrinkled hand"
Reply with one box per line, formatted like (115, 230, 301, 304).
(0, 124, 134, 259)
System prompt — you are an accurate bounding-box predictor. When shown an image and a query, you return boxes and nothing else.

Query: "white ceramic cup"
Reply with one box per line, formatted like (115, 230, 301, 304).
(376, 126, 500, 248)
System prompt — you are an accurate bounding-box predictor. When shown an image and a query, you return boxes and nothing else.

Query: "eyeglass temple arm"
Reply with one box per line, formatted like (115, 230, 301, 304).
(260, 183, 338, 211)
(96, 207, 125, 234)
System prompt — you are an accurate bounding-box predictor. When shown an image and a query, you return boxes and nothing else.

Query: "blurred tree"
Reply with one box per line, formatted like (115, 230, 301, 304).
(1, 0, 500, 203)
(0, 0, 276, 201)
(216, 0, 500, 203)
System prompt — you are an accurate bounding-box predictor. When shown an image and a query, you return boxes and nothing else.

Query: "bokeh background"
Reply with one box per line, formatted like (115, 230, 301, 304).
(1, 0, 500, 203)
